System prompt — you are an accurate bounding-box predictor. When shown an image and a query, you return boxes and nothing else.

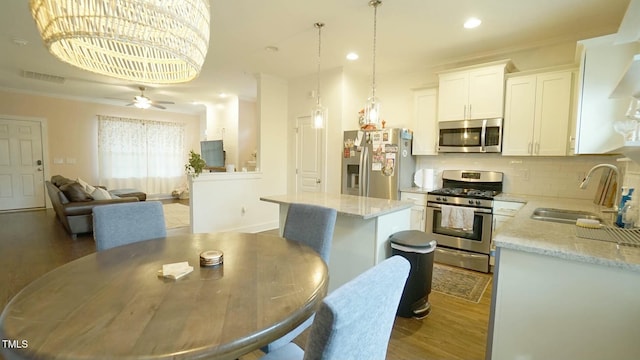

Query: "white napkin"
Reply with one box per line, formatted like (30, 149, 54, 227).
(440, 205, 474, 231)
(159, 261, 193, 280)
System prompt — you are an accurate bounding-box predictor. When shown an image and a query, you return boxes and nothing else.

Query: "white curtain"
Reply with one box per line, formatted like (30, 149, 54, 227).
(98, 115, 185, 194)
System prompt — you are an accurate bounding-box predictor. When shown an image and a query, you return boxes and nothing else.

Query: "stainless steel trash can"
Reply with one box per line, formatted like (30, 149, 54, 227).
(389, 230, 436, 319)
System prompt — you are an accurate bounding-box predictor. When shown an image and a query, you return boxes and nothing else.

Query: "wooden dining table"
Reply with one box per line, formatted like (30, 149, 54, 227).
(0, 232, 329, 360)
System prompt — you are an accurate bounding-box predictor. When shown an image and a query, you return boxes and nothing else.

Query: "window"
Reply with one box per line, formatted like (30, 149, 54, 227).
(98, 115, 185, 194)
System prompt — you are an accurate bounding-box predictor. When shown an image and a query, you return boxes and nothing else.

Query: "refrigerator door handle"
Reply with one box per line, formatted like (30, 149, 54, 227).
(361, 145, 370, 197)
(358, 146, 365, 196)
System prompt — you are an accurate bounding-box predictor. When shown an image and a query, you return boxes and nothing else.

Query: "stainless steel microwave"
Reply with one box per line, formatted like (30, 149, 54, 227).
(437, 118, 503, 153)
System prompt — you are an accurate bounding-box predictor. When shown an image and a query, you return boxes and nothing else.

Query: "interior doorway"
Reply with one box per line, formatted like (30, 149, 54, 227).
(295, 115, 324, 193)
(0, 117, 45, 211)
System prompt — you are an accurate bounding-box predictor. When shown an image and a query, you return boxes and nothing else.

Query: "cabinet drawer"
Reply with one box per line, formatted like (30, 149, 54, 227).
(401, 192, 428, 206)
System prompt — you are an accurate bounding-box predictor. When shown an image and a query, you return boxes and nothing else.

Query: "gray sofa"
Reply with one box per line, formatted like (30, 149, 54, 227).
(46, 175, 139, 239)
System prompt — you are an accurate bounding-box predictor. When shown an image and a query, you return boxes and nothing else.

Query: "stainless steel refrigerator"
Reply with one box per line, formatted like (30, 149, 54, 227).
(342, 128, 415, 200)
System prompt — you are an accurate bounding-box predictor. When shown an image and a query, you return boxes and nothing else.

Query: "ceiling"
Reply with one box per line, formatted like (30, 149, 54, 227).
(0, 0, 635, 114)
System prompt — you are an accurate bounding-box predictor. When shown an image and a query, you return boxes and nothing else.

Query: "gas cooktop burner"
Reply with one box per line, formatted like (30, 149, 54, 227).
(429, 187, 500, 199)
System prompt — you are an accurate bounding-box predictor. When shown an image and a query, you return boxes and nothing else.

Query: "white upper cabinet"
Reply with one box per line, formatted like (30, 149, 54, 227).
(412, 88, 438, 155)
(437, 61, 511, 122)
(503, 70, 574, 156)
(574, 35, 640, 154)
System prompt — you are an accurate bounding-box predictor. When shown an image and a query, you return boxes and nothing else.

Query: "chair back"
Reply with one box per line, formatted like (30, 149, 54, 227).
(93, 201, 166, 251)
(283, 203, 337, 263)
(304, 256, 410, 360)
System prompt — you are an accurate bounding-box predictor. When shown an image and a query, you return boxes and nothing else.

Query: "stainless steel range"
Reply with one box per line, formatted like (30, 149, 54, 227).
(426, 170, 503, 273)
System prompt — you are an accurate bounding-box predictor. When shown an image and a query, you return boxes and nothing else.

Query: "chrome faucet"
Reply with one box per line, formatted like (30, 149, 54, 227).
(579, 164, 621, 213)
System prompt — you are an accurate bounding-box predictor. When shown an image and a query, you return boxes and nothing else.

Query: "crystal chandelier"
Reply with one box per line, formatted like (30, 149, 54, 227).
(29, 0, 210, 84)
(312, 22, 327, 129)
(363, 0, 382, 127)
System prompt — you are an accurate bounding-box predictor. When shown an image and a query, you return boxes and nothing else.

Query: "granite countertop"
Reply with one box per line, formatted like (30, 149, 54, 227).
(493, 193, 640, 273)
(400, 186, 434, 194)
(260, 192, 413, 220)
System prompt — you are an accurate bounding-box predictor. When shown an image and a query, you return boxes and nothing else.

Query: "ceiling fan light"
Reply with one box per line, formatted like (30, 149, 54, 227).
(134, 101, 152, 109)
(29, 0, 210, 84)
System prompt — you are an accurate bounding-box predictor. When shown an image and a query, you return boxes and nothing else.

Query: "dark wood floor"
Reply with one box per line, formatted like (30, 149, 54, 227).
(0, 206, 492, 360)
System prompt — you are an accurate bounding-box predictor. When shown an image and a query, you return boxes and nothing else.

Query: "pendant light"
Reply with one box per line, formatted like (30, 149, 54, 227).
(312, 22, 327, 129)
(363, 0, 382, 127)
(29, 0, 210, 84)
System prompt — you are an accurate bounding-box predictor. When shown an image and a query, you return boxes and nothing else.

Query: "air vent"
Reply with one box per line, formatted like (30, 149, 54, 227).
(20, 70, 66, 84)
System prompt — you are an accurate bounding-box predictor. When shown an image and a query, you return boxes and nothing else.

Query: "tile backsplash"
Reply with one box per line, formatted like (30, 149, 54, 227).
(416, 154, 624, 200)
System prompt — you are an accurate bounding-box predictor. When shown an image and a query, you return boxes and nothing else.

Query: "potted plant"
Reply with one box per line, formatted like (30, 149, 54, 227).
(185, 150, 206, 177)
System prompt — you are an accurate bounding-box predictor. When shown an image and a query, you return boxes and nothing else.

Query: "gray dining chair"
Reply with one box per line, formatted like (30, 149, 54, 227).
(261, 203, 337, 353)
(260, 255, 410, 360)
(93, 201, 167, 251)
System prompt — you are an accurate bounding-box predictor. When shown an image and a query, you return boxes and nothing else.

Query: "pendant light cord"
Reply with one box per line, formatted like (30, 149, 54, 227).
(370, 0, 381, 99)
(315, 22, 324, 107)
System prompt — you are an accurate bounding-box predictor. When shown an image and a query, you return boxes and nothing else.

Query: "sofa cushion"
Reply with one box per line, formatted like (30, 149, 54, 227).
(59, 182, 94, 202)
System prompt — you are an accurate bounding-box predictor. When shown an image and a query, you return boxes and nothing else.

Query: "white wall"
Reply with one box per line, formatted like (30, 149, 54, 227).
(257, 74, 288, 198)
(0, 90, 202, 195)
(287, 67, 345, 194)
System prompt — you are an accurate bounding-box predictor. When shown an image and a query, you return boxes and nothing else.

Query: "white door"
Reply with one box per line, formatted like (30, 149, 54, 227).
(0, 118, 45, 211)
(296, 116, 323, 193)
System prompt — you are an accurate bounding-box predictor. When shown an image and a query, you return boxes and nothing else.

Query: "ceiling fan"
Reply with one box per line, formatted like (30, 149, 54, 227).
(125, 86, 174, 110)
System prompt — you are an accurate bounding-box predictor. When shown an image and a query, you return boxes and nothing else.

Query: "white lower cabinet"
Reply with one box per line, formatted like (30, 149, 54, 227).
(490, 247, 640, 360)
(503, 70, 573, 156)
(491, 200, 525, 267)
(401, 192, 427, 231)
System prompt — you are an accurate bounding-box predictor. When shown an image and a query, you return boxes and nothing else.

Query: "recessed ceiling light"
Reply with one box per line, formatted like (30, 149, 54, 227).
(12, 38, 28, 46)
(346, 52, 359, 61)
(464, 17, 482, 29)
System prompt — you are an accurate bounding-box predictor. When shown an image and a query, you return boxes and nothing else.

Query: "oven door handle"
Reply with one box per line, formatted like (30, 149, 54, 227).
(427, 203, 492, 214)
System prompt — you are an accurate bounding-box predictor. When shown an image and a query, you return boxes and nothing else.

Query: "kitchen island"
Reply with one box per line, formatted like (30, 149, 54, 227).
(260, 192, 412, 291)
(489, 195, 640, 360)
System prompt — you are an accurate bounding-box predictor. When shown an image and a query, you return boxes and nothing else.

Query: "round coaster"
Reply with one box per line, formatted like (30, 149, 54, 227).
(200, 250, 223, 267)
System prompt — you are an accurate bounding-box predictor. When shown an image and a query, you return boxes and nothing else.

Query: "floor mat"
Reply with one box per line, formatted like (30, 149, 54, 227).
(431, 263, 491, 303)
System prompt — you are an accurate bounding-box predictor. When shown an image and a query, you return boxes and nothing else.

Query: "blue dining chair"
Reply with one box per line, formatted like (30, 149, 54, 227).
(261, 203, 337, 353)
(93, 201, 167, 251)
(260, 255, 410, 360)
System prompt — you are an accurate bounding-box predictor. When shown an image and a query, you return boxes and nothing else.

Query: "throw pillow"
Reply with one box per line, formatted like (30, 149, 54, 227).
(91, 187, 112, 200)
(76, 177, 96, 193)
(59, 182, 94, 202)
(51, 175, 73, 188)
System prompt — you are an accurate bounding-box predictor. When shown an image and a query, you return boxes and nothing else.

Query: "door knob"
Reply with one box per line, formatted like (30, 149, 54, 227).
(37, 160, 42, 165)
(37, 168, 43, 171)
(316, 179, 321, 184)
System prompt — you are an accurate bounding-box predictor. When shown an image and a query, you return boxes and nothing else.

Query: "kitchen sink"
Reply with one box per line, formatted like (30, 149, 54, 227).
(530, 208, 603, 224)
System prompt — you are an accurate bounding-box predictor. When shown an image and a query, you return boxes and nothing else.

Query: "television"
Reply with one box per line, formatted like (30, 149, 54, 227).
(200, 140, 225, 167)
